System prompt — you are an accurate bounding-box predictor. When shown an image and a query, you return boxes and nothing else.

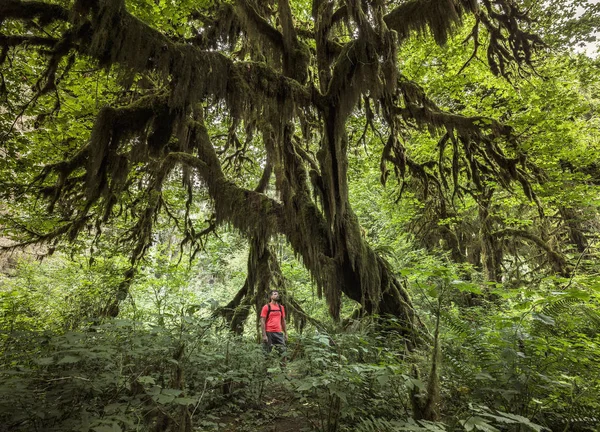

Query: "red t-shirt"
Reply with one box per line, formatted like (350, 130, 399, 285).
(260, 303, 285, 332)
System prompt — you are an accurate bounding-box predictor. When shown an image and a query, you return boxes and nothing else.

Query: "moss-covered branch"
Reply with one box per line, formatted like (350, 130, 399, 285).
(495, 228, 569, 276)
(235, 0, 284, 49)
(384, 0, 478, 45)
(0, 34, 59, 49)
(0, 0, 69, 24)
(164, 151, 283, 237)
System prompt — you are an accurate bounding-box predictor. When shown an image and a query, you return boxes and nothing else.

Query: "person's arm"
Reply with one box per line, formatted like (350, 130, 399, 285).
(281, 312, 287, 341)
(260, 316, 268, 342)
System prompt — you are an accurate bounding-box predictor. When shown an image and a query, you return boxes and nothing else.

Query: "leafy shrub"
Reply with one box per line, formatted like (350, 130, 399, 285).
(0, 316, 266, 431)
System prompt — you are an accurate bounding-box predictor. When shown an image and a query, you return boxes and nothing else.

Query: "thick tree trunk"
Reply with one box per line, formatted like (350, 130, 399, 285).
(262, 117, 420, 338)
(172, 122, 420, 339)
(217, 236, 281, 335)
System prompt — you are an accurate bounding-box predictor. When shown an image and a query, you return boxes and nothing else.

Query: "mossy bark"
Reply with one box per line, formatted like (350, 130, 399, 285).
(478, 189, 503, 283)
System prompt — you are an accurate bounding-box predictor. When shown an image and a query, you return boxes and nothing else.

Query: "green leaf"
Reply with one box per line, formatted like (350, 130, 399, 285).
(296, 381, 314, 391)
(451, 280, 483, 295)
(532, 313, 556, 326)
(565, 289, 591, 300)
(153, 393, 175, 404)
(480, 412, 546, 432)
(329, 388, 348, 403)
(92, 424, 122, 432)
(411, 378, 426, 391)
(474, 372, 495, 381)
(376, 374, 390, 386)
(57, 355, 81, 364)
(173, 397, 198, 405)
(137, 376, 155, 385)
(461, 416, 500, 432)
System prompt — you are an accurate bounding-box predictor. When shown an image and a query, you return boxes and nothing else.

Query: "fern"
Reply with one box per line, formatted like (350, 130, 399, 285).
(546, 405, 600, 430)
(441, 312, 497, 379)
(354, 417, 400, 432)
(354, 416, 447, 432)
(581, 306, 600, 328)
(442, 351, 474, 380)
(531, 296, 583, 334)
(540, 297, 582, 317)
(531, 294, 600, 343)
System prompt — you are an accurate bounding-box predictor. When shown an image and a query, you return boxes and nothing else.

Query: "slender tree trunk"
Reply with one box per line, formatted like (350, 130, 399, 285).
(559, 207, 588, 253)
(478, 189, 502, 282)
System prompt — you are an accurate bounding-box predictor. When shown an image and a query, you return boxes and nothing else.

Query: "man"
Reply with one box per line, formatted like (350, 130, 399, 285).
(260, 290, 287, 355)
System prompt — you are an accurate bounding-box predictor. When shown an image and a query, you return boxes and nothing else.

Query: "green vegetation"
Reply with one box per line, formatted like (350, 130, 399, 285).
(1, 0, 599, 431)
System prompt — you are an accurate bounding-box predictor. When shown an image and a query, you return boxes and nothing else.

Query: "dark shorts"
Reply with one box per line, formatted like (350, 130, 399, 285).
(264, 332, 286, 354)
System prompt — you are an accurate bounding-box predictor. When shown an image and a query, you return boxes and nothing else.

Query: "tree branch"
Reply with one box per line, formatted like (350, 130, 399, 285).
(164, 150, 283, 237)
(0, 34, 59, 48)
(384, 0, 478, 45)
(495, 228, 569, 276)
(235, 0, 284, 49)
(0, 0, 69, 24)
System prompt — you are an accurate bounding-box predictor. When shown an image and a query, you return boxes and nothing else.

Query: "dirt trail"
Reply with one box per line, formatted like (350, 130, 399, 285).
(217, 381, 312, 432)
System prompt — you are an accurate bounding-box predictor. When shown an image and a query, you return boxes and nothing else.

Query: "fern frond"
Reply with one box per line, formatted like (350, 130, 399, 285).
(581, 306, 600, 328)
(441, 312, 496, 373)
(354, 416, 447, 432)
(545, 406, 600, 432)
(531, 296, 585, 335)
(538, 296, 581, 318)
(442, 351, 474, 381)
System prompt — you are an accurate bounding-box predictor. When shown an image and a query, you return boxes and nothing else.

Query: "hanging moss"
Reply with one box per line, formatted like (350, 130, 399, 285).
(384, 0, 478, 45)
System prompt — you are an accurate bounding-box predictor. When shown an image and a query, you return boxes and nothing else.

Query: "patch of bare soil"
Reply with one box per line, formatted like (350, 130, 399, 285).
(215, 382, 313, 432)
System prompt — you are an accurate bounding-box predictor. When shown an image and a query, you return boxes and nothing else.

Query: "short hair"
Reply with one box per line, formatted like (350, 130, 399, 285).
(268, 290, 279, 296)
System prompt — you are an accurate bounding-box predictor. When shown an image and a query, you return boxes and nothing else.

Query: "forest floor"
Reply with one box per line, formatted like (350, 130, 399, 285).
(216, 382, 312, 432)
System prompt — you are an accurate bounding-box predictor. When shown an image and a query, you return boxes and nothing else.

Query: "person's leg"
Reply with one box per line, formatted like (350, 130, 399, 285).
(269, 332, 287, 368)
(264, 332, 274, 354)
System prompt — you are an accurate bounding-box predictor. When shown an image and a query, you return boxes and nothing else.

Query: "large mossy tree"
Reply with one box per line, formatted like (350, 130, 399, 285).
(1, 0, 547, 338)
